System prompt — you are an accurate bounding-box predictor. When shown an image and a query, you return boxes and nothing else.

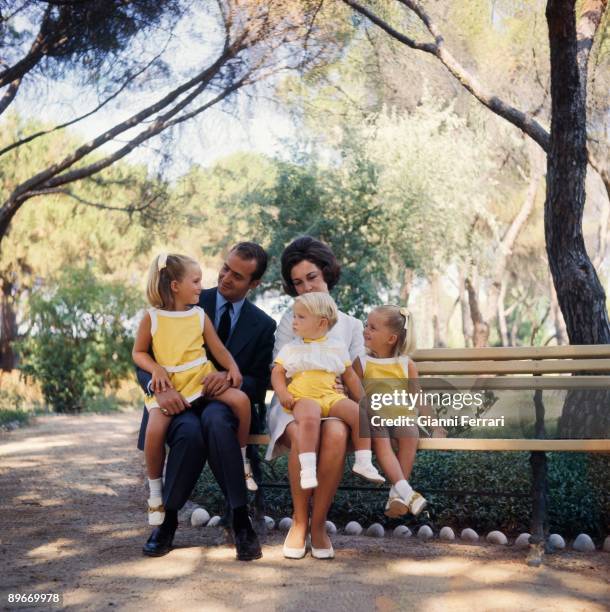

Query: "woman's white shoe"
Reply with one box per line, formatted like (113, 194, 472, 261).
(283, 529, 307, 559)
(311, 543, 335, 559)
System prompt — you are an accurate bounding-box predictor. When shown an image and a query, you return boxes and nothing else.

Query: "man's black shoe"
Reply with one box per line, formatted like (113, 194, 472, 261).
(234, 527, 262, 561)
(142, 524, 176, 557)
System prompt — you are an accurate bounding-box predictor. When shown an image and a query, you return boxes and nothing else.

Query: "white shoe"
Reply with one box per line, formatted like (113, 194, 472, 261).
(352, 463, 385, 484)
(283, 529, 307, 559)
(300, 468, 318, 489)
(384, 495, 410, 518)
(148, 497, 165, 526)
(408, 491, 428, 517)
(244, 461, 258, 492)
(311, 543, 335, 559)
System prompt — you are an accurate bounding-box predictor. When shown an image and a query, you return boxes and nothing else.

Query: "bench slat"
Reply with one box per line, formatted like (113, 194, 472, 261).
(248, 435, 610, 452)
(415, 358, 610, 375)
(412, 345, 610, 361)
(419, 376, 610, 389)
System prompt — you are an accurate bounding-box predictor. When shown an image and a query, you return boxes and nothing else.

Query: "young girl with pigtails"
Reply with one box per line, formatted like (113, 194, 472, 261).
(354, 306, 446, 518)
(132, 253, 256, 527)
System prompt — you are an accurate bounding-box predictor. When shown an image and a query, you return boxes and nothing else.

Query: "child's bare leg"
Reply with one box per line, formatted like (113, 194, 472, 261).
(293, 399, 322, 489)
(329, 398, 384, 484)
(215, 387, 251, 448)
(215, 387, 257, 491)
(144, 408, 172, 478)
(396, 426, 419, 480)
(144, 408, 171, 525)
(293, 399, 322, 454)
(372, 437, 404, 483)
(328, 398, 369, 451)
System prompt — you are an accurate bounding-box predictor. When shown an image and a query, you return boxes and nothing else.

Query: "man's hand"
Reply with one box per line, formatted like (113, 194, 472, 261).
(202, 371, 231, 397)
(151, 365, 172, 394)
(156, 388, 190, 415)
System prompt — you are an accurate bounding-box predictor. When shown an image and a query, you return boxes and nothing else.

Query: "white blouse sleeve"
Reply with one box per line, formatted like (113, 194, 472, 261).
(273, 307, 295, 361)
(347, 316, 365, 362)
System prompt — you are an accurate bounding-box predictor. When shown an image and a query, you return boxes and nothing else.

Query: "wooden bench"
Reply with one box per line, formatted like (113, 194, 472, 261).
(249, 345, 610, 563)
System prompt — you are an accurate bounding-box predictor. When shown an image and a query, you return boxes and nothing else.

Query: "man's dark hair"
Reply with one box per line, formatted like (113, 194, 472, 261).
(280, 236, 341, 297)
(230, 242, 268, 281)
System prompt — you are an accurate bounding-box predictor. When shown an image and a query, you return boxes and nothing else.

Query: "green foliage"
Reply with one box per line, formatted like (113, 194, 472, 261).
(18, 267, 141, 413)
(193, 449, 610, 540)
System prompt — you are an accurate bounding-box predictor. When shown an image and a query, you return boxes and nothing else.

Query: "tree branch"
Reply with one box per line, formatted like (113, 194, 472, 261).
(26, 188, 161, 213)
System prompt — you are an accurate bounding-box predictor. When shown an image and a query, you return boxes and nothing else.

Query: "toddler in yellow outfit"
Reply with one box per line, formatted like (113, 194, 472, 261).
(133, 253, 255, 526)
(272, 292, 385, 490)
(354, 305, 446, 518)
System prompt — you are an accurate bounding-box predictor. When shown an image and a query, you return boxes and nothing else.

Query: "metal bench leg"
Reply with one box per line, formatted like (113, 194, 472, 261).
(528, 450, 548, 566)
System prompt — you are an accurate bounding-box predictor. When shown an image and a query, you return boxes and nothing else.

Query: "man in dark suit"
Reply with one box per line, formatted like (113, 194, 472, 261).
(136, 242, 276, 560)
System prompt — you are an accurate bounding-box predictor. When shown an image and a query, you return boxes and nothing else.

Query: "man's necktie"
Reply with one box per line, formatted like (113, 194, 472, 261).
(217, 302, 233, 344)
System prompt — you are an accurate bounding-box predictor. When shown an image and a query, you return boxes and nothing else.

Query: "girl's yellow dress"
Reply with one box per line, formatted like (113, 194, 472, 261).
(274, 336, 352, 417)
(144, 306, 216, 410)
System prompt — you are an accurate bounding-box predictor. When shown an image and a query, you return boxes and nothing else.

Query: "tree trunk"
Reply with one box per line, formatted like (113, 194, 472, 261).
(459, 267, 473, 347)
(498, 274, 510, 346)
(430, 273, 447, 348)
(0, 278, 18, 371)
(549, 272, 568, 345)
(544, 0, 610, 344)
(399, 268, 414, 306)
(465, 276, 490, 347)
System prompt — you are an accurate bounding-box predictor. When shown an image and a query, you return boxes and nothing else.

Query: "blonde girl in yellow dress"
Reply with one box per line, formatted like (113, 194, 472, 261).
(133, 253, 254, 526)
(271, 292, 384, 495)
(354, 306, 446, 518)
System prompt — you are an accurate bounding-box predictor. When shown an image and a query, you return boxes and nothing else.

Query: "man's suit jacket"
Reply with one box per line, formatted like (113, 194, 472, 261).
(136, 287, 276, 449)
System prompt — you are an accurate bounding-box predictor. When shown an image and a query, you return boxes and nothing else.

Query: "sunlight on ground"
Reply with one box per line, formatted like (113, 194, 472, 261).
(0, 437, 73, 456)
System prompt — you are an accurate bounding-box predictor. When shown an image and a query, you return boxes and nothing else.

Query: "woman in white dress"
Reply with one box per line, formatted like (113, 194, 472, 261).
(266, 236, 364, 559)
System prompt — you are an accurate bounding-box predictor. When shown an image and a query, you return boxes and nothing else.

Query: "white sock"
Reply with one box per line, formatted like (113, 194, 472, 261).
(394, 479, 414, 501)
(148, 477, 163, 500)
(241, 446, 247, 461)
(298, 452, 317, 472)
(354, 449, 373, 466)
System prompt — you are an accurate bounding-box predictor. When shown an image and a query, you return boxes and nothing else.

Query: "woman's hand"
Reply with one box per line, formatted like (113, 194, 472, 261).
(227, 364, 243, 389)
(279, 391, 295, 410)
(151, 365, 172, 394)
(432, 426, 448, 438)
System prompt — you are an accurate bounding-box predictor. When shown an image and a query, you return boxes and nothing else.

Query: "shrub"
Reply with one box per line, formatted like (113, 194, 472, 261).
(18, 267, 141, 413)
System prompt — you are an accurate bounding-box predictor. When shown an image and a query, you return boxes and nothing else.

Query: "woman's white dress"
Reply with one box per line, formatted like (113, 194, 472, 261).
(265, 306, 364, 460)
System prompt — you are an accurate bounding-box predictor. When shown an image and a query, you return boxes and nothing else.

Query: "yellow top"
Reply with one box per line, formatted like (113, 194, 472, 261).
(360, 354, 411, 418)
(275, 336, 352, 417)
(145, 306, 216, 410)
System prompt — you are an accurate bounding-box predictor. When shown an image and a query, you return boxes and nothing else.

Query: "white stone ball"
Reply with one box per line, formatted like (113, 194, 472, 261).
(514, 533, 531, 548)
(392, 525, 412, 538)
(417, 525, 434, 541)
(548, 533, 566, 550)
(278, 517, 293, 533)
(460, 528, 479, 543)
(486, 531, 508, 545)
(190, 508, 210, 527)
(572, 533, 595, 552)
(603, 536, 610, 553)
(439, 527, 455, 541)
(264, 516, 275, 530)
(207, 515, 222, 527)
(325, 520, 337, 534)
(345, 521, 363, 536)
(366, 523, 385, 538)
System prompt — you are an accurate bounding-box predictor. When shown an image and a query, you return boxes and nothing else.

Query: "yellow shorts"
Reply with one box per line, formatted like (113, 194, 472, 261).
(284, 391, 347, 418)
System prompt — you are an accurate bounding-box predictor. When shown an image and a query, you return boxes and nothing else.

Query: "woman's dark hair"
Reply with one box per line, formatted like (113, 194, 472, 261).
(280, 236, 341, 297)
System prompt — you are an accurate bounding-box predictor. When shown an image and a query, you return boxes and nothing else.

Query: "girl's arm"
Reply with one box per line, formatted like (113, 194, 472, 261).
(271, 363, 294, 409)
(132, 313, 172, 393)
(408, 360, 447, 438)
(342, 366, 364, 402)
(352, 357, 364, 380)
(202, 313, 242, 388)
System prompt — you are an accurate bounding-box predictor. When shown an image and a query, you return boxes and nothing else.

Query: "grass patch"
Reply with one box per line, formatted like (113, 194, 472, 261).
(0, 408, 31, 427)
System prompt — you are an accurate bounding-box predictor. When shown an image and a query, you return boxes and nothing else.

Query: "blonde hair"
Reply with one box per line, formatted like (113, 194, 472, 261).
(294, 292, 338, 329)
(371, 305, 416, 356)
(146, 253, 199, 309)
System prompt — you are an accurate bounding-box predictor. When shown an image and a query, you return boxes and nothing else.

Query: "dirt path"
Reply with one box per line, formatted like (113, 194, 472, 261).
(0, 411, 608, 611)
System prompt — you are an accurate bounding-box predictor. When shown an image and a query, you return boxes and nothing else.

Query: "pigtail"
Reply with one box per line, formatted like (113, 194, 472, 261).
(145, 253, 198, 309)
